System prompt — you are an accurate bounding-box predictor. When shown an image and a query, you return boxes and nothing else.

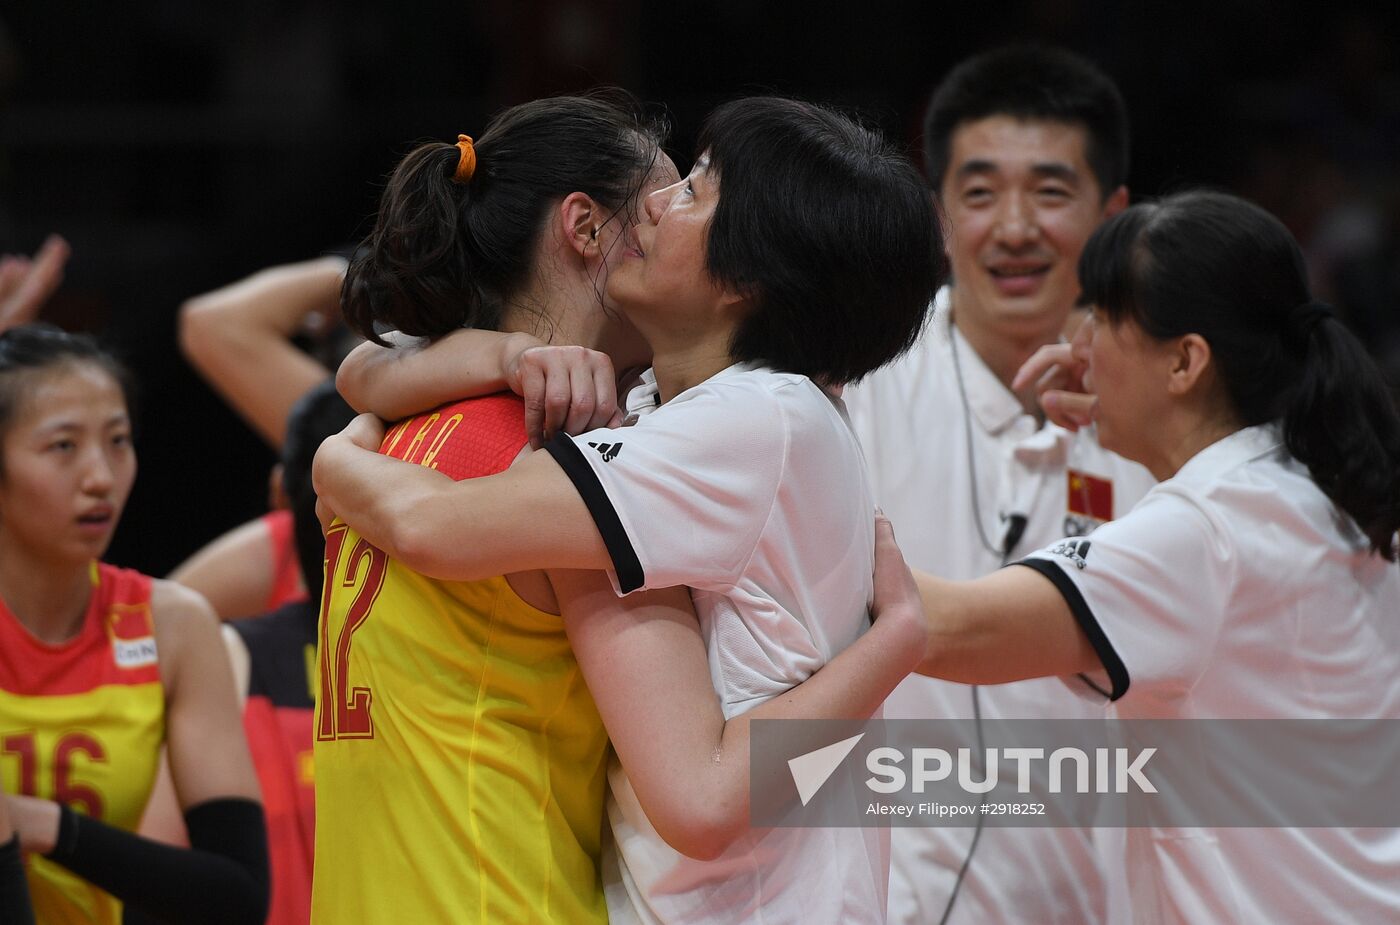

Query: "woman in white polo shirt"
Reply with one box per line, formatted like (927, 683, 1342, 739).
(885, 190, 1400, 922)
(315, 97, 943, 923)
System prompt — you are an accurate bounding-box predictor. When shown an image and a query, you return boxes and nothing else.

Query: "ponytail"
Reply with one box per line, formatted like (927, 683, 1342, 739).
(1082, 190, 1400, 560)
(1283, 312, 1400, 560)
(342, 141, 497, 345)
(342, 92, 669, 346)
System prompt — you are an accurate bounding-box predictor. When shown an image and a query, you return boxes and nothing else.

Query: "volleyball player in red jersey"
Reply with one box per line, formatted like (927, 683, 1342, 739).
(0, 323, 268, 924)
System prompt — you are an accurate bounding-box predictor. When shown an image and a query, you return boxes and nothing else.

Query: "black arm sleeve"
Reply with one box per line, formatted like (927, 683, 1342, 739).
(45, 797, 268, 925)
(0, 834, 35, 925)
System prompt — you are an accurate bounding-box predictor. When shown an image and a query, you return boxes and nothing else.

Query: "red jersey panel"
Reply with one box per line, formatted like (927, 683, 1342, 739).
(263, 509, 309, 611)
(377, 392, 527, 477)
(233, 602, 317, 925)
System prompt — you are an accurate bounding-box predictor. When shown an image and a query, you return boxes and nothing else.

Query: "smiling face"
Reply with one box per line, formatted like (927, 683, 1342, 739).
(606, 154, 734, 334)
(0, 362, 136, 566)
(579, 146, 683, 366)
(941, 115, 1124, 348)
(592, 148, 682, 287)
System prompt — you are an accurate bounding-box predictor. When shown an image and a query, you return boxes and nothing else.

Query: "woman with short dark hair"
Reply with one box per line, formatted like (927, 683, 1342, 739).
(316, 96, 944, 923)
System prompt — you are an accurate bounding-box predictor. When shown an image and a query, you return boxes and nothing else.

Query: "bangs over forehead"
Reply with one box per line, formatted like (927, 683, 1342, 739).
(1077, 204, 1154, 331)
(0, 324, 136, 445)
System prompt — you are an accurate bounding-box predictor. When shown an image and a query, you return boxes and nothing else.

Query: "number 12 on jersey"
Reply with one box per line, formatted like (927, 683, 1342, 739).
(317, 523, 388, 741)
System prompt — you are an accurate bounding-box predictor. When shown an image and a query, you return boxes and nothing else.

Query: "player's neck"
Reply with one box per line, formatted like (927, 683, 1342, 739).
(651, 352, 733, 403)
(0, 543, 91, 644)
(611, 303, 735, 402)
(1142, 409, 1244, 482)
(502, 271, 627, 359)
(500, 284, 580, 346)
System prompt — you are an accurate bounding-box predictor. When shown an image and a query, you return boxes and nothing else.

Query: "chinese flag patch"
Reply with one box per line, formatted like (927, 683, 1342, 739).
(107, 604, 158, 669)
(1067, 470, 1114, 522)
(107, 604, 153, 641)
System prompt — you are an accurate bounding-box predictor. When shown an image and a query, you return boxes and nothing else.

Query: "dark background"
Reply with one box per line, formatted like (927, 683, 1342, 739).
(2, 1, 1397, 575)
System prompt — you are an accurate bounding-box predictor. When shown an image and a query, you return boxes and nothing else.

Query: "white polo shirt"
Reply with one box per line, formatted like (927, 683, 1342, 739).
(844, 290, 1156, 925)
(546, 362, 888, 924)
(1021, 424, 1400, 923)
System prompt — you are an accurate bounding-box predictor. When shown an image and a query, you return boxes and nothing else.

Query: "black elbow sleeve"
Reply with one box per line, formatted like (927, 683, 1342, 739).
(49, 797, 268, 925)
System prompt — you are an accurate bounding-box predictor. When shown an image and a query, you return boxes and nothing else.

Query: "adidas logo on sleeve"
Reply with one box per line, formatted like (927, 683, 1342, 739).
(588, 441, 622, 462)
(1048, 538, 1092, 569)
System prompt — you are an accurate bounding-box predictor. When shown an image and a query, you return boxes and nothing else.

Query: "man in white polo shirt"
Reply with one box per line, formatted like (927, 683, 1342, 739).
(844, 45, 1155, 924)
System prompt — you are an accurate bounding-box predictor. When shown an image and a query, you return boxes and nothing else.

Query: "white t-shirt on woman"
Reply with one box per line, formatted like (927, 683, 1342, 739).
(547, 362, 887, 924)
(1021, 424, 1400, 924)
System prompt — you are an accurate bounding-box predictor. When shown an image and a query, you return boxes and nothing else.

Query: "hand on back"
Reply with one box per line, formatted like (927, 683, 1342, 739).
(505, 342, 623, 449)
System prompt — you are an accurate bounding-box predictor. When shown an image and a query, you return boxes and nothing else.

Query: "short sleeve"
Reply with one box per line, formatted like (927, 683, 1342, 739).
(1015, 488, 1234, 704)
(543, 383, 786, 594)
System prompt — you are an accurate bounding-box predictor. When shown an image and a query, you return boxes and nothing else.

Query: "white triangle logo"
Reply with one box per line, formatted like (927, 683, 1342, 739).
(788, 733, 865, 806)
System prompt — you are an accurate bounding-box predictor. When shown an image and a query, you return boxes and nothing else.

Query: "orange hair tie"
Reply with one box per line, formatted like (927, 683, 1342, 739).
(453, 134, 477, 183)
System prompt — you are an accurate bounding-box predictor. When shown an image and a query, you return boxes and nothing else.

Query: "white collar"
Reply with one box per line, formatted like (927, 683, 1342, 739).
(1169, 424, 1284, 490)
(624, 367, 661, 417)
(623, 361, 764, 417)
(938, 287, 1041, 437)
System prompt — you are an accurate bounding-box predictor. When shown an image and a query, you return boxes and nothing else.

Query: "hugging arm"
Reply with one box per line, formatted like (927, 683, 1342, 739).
(337, 329, 534, 420)
(337, 328, 621, 447)
(314, 418, 612, 580)
(911, 566, 1100, 684)
(550, 518, 927, 860)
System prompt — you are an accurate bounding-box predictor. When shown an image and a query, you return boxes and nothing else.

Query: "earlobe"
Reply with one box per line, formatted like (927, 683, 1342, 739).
(718, 284, 756, 317)
(559, 192, 599, 258)
(1167, 333, 1212, 396)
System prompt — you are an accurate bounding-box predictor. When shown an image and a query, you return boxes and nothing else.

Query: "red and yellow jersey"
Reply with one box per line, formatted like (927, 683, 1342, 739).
(311, 394, 610, 925)
(0, 563, 165, 925)
(262, 509, 309, 611)
(232, 601, 318, 925)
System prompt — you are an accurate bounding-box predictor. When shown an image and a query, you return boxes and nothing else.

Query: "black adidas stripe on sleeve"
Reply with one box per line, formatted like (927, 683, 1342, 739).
(544, 434, 645, 593)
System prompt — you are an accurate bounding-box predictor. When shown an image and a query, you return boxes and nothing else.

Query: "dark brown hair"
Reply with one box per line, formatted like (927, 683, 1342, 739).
(0, 323, 136, 455)
(343, 91, 668, 344)
(1082, 190, 1400, 559)
(699, 97, 945, 384)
